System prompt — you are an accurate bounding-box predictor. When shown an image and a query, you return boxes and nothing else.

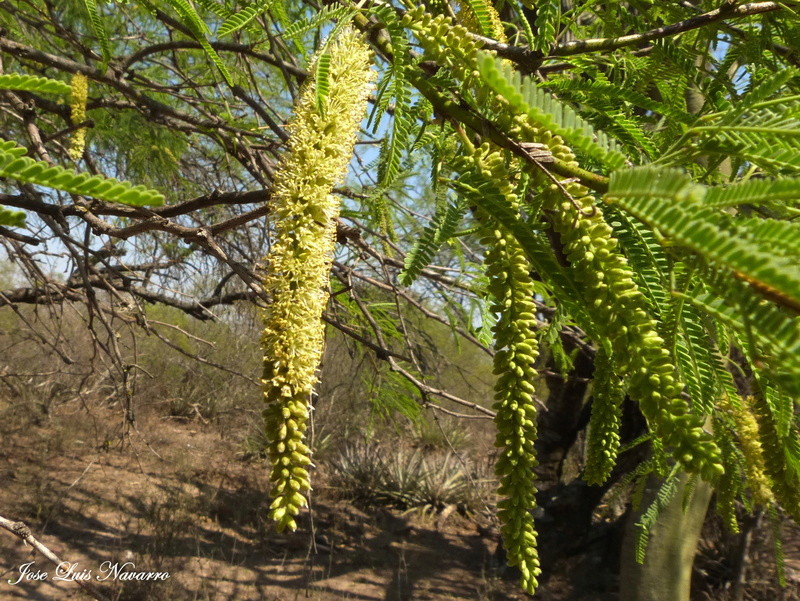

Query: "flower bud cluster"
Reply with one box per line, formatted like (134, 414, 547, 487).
(537, 135, 724, 481)
(261, 30, 374, 532)
(453, 0, 506, 42)
(718, 394, 773, 506)
(584, 347, 625, 485)
(400, 6, 484, 87)
(69, 73, 88, 160)
(460, 146, 542, 594)
(748, 393, 800, 520)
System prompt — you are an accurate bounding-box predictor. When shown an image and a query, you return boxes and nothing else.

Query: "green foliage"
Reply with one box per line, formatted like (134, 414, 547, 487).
(686, 95, 800, 174)
(531, 0, 559, 53)
(217, 0, 275, 37)
(683, 286, 800, 396)
(666, 299, 718, 415)
(399, 199, 466, 286)
(313, 51, 331, 116)
(607, 167, 800, 314)
(634, 468, 680, 564)
(604, 207, 670, 316)
(161, 0, 234, 85)
(281, 5, 356, 42)
(0, 207, 26, 227)
(476, 53, 628, 169)
(193, 0, 232, 19)
(0, 139, 165, 206)
(81, 0, 111, 63)
(0, 73, 71, 95)
(703, 176, 800, 208)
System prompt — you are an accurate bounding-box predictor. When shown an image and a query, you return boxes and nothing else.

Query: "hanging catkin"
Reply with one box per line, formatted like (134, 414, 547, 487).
(261, 30, 374, 532)
(69, 73, 88, 160)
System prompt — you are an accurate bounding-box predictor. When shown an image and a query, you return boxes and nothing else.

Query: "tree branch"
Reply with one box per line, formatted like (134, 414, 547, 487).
(0, 515, 111, 601)
(551, 1, 783, 57)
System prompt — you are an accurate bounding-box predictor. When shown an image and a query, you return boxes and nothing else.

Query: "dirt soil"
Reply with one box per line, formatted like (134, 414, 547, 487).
(1, 400, 797, 601)
(0, 403, 543, 601)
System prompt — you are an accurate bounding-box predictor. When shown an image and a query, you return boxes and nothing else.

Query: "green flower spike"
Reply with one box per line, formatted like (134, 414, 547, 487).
(261, 29, 375, 532)
(532, 133, 724, 481)
(461, 145, 542, 594)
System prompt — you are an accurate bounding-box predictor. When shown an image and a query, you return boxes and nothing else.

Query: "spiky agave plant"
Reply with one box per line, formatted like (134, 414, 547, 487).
(261, 29, 375, 532)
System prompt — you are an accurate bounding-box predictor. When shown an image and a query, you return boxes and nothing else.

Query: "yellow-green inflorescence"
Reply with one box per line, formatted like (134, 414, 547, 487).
(461, 146, 542, 594)
(529, 128, 724, 481)
(584, 346, 625, 485)
(718, 393, 774, 507)
(69, 73, 88, 160)
(261, 29, 375, 532)
(748, 392, 800, 520)
(400, 6, 484, 87)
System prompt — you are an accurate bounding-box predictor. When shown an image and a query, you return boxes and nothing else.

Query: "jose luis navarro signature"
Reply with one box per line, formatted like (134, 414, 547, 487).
(8, 561, 170, 585)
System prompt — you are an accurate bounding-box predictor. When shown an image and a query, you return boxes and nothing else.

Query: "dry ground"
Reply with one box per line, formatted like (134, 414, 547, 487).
(1, 391, 797, 601)
(0, 400, 534, 601)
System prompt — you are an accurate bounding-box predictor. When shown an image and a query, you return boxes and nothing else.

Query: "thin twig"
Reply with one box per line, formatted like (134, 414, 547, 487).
(0, 515, 111, 601)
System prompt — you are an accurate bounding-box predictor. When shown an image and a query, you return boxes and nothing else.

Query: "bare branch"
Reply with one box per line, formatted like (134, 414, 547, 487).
(0, 515, 111, 601)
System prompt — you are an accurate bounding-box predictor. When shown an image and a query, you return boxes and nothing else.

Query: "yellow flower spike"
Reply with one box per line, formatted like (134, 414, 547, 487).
(261, 29, 375, 532)
(69, 73, 88, 160)
(725, 394, 775, 507)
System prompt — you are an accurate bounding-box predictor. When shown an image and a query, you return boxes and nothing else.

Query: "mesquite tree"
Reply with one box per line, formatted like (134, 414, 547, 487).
(0, 1, 798, 599)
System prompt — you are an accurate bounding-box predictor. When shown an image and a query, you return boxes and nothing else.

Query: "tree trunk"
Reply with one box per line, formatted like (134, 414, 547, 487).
(619, 472, 712, 601)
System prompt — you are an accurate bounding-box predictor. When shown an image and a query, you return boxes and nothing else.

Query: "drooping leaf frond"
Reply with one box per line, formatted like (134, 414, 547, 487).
(399, 199, 466, 286)
(164, 0, 233, 85)
(377, 79, 413, 187)
(531, 0, 559, 53)
(672, 301, 718, 415)
(737, 217, 800, 258)
(282, 5, 356, 41)
(369, 4, 415, 192)
(635, 467, 680, 564)
(193, 0, 232, 19)
(690, 108, 800, 173)
(704, 176, 800, 208)
(605, 207, 670, 316)
(0, 140, 165, 206)
(546, 76, 693, 124)
(217, 0, 275, 37)
(164, 0, 210, 34)
(476, 53, 627, 169)
(82, 0, 111, 63)
(717, 68, 798, 124)
(0, 207, 26, 227)
(769, 505, 788, 587)
(682, 286, 800, 396)
(607, 167, 800, 313)
(314, 52, 332, 116)
(0, 73, 71, 95)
